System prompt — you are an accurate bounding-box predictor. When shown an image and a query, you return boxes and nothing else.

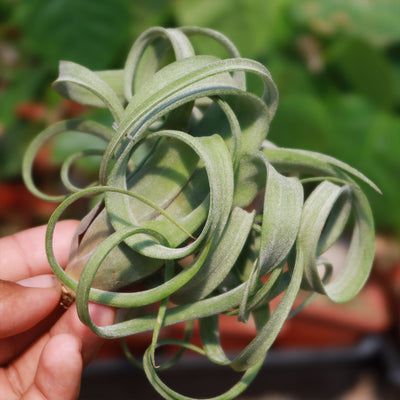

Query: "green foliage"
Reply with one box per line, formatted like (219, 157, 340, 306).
(292, 0, 400, 46)
(173, 0, 292, 57)
(12, 0, 132, 69)
(326, 38, 397, 109)
(270, 93, 333, 153)
(0, 68, 49, 179)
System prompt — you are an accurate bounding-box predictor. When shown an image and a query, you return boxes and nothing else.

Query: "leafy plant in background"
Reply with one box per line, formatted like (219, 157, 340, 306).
(284, 0, 400, 237)
(23, 26, 378, 399)
(0, 0, 133, 180)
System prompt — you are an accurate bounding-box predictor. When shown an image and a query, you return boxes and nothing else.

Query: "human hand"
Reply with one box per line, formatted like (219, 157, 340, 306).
(0, 221, 115, 400)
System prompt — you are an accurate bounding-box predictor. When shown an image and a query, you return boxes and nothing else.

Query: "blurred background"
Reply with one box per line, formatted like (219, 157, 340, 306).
(1, 0, 400, 398)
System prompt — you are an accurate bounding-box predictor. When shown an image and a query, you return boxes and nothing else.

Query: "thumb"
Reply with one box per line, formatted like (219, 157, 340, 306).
(0, 276, 61, 338)
(22, 334, 83, 400)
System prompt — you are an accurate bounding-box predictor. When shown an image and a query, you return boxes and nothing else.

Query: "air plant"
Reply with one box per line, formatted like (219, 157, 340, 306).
(23, 27, 379, 399)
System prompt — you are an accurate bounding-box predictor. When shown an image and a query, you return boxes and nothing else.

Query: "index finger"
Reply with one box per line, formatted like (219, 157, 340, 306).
(0, 220, 79, 281)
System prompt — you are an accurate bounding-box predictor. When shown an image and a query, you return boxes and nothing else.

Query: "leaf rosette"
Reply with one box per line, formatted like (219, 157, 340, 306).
(23, 27, 378, 400)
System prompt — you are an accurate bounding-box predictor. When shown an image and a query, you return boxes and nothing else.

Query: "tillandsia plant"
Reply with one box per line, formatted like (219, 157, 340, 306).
(23, 27, 379, 399)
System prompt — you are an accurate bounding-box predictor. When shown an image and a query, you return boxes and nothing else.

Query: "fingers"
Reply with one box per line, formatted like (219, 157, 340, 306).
(0, 277, 61, 338)
(0, 305, 63, 365)
(0, 220, 79, 282)
(0, 220, 115, 399)
(4, 302, 115, 396)
(50, 303, 115, 366)
(22, 334, 83, 400)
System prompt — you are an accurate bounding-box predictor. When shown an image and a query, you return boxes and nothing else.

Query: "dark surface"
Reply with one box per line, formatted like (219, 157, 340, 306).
(79, 336, 400, 399)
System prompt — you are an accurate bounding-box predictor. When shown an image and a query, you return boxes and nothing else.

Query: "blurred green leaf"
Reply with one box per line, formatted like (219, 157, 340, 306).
(327, 95, 400, 233)
(326, 95, 376, 167)
(0, 68, 48, 125)
(327, 38, 397, 109)
(130, 0, 174, 38)
(368, 113, 400, 170)
(271, 92, 400, 234)
(0, 122, 31, 179)
(0, 67, 49, 179)
(268, 56, 317, 96)
(12, 0, 132, 69)
(269, 93, 332, 152)
(366, 113, 400, 230)
(292, 0, 400, 46)
(173, 0, 292, 58)
(393, 62, 400, 107)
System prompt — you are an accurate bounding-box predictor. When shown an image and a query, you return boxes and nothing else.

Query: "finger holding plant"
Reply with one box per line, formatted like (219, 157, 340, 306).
(22, 26, 379, 400)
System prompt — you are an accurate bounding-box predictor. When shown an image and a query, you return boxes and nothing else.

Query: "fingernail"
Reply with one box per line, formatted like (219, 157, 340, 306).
(88, 303, 115, 327)
(18, 274, 59, 288)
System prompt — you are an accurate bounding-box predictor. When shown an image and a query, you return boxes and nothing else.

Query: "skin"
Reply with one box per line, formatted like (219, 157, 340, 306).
(0, 220, 115, 400)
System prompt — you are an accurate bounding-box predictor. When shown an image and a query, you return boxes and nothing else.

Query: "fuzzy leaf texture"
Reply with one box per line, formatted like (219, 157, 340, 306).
(22, 26, 378, 400)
